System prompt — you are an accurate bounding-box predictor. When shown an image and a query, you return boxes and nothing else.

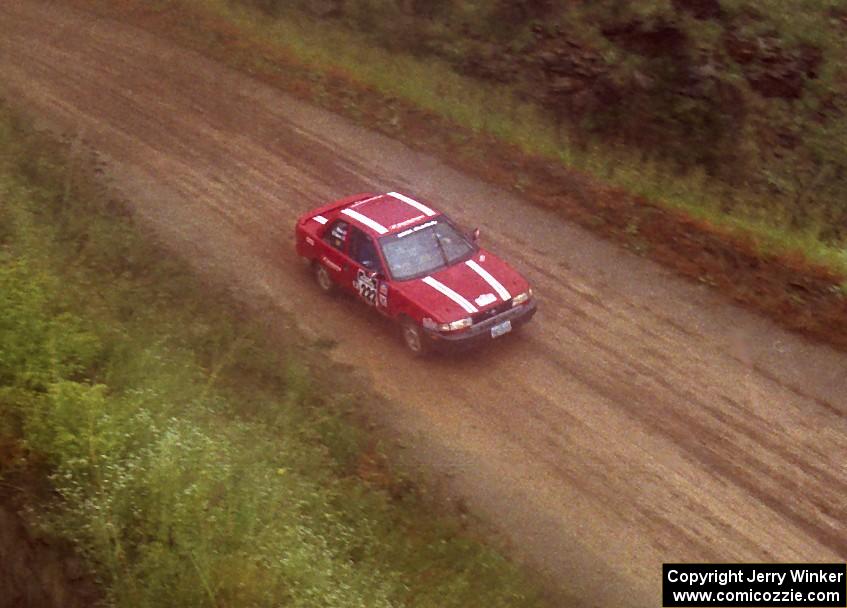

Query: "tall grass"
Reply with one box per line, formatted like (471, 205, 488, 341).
(0, 103, 545, 607)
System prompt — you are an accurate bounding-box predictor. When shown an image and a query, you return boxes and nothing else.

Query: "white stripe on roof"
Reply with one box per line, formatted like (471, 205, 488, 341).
(388, 192, 437, 217)
(312, 215, 328, 225)
(466, 259, 511, 301)
(341, 208, 388, 234)
(422, 276, 478, 314)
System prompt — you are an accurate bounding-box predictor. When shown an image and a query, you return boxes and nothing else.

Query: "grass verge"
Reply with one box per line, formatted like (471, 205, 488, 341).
(0, 101, 546, 606)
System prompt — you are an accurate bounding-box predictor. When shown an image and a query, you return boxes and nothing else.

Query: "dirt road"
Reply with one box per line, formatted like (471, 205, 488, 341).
(2, 2, 845, 605)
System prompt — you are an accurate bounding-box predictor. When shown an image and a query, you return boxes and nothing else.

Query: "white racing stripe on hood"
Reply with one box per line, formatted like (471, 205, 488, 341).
(388, 192, 437, 217)
(466, 259, 511, 301)
(422, 276, 478, 314)
(341, 208, 388, 234)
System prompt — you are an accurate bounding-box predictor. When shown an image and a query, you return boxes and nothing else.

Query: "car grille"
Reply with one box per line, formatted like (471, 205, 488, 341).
(472, 300, 511, 325)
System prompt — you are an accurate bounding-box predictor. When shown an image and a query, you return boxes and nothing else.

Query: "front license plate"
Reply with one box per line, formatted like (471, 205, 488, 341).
(490, 319, 512, 338)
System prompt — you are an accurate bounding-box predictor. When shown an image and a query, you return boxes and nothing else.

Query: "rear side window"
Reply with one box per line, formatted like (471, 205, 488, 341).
(323, 220, 349, 252)
(348, 227, 383, 273)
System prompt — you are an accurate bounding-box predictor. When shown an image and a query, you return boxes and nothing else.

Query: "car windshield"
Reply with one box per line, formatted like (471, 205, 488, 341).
(379, 219, 475, 281)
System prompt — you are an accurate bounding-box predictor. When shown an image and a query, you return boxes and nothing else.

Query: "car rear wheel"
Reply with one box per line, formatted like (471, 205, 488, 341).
(400, 318, 429, 356)
(313, 262, 335, 294)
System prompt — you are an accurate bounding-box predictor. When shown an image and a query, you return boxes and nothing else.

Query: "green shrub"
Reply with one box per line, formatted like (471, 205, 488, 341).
(0, 258, 101, 391)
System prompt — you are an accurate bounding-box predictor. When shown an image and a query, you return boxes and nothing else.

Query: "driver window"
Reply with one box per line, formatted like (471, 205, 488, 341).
(348, 227, 382, 273)
(323, 220, 349, 252)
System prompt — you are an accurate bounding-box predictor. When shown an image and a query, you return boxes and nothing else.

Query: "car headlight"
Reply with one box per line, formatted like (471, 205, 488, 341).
(439, 317, 472, 331)
(512, 289, 532, 307)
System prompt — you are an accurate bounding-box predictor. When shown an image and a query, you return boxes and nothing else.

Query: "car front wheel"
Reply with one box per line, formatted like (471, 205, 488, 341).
(400, 318, 429, 356)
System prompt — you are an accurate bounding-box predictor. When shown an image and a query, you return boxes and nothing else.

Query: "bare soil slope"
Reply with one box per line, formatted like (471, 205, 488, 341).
(1, 2, 845, 606)
(0, 501, 98, 608)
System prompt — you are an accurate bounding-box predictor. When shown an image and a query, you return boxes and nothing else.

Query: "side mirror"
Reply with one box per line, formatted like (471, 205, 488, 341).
(471, 228, 480, 244)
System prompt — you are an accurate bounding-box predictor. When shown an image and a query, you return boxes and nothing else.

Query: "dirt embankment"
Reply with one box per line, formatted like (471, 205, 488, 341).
(0, 430, 97, 606)
(0, 497, 98, 608)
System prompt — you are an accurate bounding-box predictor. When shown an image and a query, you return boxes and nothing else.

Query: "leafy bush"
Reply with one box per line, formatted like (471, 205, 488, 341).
(0, 259, 101, 392)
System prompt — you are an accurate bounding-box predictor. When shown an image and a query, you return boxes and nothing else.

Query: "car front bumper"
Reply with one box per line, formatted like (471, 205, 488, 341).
(423, 299, 538, 351)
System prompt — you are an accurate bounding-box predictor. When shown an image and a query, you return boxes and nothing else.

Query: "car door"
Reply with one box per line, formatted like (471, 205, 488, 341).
(347, 226, 389, 313)
(319, 219, 351, 288)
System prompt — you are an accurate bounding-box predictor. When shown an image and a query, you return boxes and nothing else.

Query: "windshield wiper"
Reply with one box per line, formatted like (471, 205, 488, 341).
(433, 230, 450, 267)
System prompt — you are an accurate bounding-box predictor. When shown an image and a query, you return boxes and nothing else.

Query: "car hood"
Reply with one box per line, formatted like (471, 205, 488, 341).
(397, 249, 530, 322)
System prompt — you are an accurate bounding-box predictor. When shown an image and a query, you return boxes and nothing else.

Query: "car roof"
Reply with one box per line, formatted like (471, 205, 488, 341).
(339, 192, 441, 237)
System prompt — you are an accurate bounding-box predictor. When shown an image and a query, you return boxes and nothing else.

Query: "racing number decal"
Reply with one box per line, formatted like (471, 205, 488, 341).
(355, 269, 378, 306)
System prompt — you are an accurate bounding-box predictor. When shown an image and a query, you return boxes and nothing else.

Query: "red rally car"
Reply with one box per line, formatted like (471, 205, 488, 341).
(295, 192, 537, 354)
